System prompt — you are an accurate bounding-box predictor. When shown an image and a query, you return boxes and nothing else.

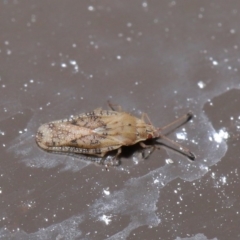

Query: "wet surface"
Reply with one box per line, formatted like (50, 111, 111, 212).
(1, 1, 240, 239)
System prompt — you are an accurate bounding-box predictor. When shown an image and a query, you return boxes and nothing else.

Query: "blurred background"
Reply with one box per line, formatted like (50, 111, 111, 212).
(1, 1, 240, 239)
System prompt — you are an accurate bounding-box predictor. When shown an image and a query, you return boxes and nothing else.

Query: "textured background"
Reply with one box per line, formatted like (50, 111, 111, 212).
(1, 1, 240, 239)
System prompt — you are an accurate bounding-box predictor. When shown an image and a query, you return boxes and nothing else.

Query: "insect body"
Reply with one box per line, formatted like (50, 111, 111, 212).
(36, 105, 195, 165)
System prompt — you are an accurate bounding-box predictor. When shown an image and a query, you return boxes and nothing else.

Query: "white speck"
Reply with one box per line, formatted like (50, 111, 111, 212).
(212, 60, 218, 65)
(61, 63, 67, 68)
(197, 81, 206, 89)
(5, 41, 9, 45)
(31, 14, 36, 23)
(198, 14, 203, 19)
(3, 144, 6, 147)
(0, 131, 5, 136)
(6, 49, 12, 55)
(169, 1, 176, 7)
(211, 172, 216, 179)
(72, 43, 77, 48)
(135, 82, 139, 85)
(142, 2, 148, 7)
(88, 6, 95, 11)
(199, 164, 209, 172)
(103, 188, 110, 195)
(70, 60, 77, 65)
(24, 84, 28, 87)
(29, 79, 34, 83)
(165, 159, 173, 164)
(126, 37, 132, 42)
(153, 178, 159, 184)
(220, 176, 227, 185)
(213, 129, 229, 143)
(176, 132, 187, 140)
(99, 215, 112, 225)
(44, 218, 48, 222)
(127, 22, 132, 27)
(2, 85, 6, 88)
(132, 156, 139, 165)
(116, 55, 121, 60)
(230, 29, 236, 34)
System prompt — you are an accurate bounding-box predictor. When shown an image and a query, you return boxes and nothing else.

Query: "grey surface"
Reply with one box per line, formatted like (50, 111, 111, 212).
(0, 1, 240, 239)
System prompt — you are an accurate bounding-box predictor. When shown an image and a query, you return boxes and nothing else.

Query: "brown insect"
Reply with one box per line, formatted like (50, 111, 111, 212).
(36, 102, 195, 166)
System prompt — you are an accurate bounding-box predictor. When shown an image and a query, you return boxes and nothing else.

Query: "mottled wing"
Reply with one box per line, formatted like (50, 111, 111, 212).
(36, 109, 125, 156)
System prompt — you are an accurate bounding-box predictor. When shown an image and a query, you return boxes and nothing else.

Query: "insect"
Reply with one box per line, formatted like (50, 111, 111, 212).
(36, 102, 195, 166)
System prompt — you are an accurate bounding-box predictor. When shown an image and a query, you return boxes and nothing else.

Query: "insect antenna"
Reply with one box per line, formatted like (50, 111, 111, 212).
(160, 112, 193, 135)
(157, 134, 195, 160)
(156, 112, 195, 160)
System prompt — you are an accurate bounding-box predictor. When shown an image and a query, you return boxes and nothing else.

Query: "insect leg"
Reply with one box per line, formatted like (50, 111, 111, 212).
(112, 147, 122, 164)
(139, 142, 160, 159)
(107, 100, 122, 112)
(104, 147, 122, 168)
(141, 113, 153, 125)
